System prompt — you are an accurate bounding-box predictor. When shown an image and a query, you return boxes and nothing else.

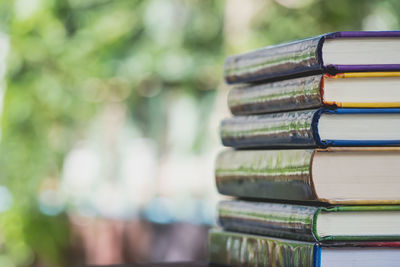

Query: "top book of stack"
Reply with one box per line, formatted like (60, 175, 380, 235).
(225, 31, 400, 84)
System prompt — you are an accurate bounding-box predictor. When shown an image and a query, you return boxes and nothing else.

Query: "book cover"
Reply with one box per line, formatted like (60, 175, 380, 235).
(215, 147, 400, 204)
(209, 229, 315, 267)
(228, 72, 400, 115)
(218, 200, 400, 242)
(220, 108, 400, 148)
(228, 74, 323, 115)
(225, 31, 400, 84)
(215, 149, 316, 201)
(209, 229, 400, 267)
(220, 109, 317, 148)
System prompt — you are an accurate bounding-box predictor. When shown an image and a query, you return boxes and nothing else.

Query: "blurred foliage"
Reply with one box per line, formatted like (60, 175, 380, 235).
(0, 0, 399, 266)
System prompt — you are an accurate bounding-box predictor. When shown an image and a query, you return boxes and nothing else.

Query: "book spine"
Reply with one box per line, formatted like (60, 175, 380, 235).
(209, 229, 316, 267)
(218, 200, 318, 242)
(215, 149, 317, 201)
(220, 109, 318, 148)
(224, 36, 323, 84)
(228, 75, 323, 115)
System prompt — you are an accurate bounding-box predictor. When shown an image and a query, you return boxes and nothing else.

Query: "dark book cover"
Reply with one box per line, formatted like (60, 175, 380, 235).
(220, 108, 400, 148)
(225, 31, 400, 84)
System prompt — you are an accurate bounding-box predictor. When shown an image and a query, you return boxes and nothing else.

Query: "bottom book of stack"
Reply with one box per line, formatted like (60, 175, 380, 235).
(209, 229, 400, 267)
(209, 200, 400, 267)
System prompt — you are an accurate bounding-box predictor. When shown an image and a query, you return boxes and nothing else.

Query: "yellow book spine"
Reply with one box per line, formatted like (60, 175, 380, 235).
(327, 72, 400, 78)
(322, 72, 400, 107)
(323, 100, 400, 108)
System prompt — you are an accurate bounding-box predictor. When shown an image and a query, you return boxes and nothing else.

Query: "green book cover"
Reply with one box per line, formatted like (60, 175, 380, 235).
(219, 200, 400, 242)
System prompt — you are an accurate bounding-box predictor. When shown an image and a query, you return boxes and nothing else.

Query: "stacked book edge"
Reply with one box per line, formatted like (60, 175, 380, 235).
(210, 31, 400, 267)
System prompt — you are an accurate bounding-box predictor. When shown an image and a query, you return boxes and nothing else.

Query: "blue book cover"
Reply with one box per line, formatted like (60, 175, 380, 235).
(209, 229, 400, 267)
(220, 108, 400, 148)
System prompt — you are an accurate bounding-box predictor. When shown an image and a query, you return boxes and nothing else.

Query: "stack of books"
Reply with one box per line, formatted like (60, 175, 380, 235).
(209, 31, 400, 266)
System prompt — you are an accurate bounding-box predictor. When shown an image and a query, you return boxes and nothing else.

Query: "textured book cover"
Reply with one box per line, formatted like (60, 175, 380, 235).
(228, 72, 400, 115)
(209, 229, 315, 267)
(220, 108, 400, 148)
(215, 147, 400, 204)
(220, 109, 317, 148)
(209, 229, 400, 267)
(228, 74, 323, 115)
(215, 149, 316, 201)
(218, 200, 400, 242)
(225, 31, 400, 84)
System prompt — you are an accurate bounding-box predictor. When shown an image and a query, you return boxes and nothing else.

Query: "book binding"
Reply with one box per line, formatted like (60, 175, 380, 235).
(209, 229, 315, 267)
(218, 200, 400, 242)
(215, 149, 316, 201)
(225, 31, 400, 84)
(220, 108, 400, 148)
(228, 75, 323, 115)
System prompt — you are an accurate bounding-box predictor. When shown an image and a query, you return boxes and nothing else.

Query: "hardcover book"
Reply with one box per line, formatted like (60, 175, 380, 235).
(225, 31, 400, 84)
(228, 72, 400, 115)
(218, 200, 400, 242)
(220, 108, 400, 148)
(209, 229, 400, 267)
(215, 147, 400, 204)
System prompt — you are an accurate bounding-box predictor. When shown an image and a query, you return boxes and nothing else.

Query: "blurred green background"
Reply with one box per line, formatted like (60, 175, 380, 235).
(0, 0, 399, 266)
